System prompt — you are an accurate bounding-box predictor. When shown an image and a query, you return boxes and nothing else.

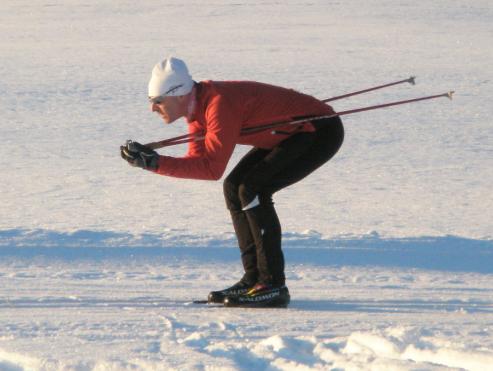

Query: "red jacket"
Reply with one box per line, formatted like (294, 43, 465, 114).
(155, 80, 335, 180)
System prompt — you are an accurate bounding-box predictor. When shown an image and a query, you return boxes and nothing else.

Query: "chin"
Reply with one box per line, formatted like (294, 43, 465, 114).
(165, 116, 179, 124)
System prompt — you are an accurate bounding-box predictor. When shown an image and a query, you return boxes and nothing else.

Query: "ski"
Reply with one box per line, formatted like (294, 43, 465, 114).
(192, 299, 223, 306)
(190, 300, 224, 307)
(192, 299, 209, 304)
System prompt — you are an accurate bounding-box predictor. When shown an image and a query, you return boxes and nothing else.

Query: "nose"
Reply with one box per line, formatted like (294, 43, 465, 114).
(151, 102, 158, 112)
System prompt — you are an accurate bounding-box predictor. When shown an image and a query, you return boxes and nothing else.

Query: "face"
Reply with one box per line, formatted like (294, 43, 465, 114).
(150, 95, 187, 124)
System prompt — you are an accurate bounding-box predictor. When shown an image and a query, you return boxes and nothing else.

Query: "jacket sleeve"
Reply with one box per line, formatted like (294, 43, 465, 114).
(154, 95, 241, 180)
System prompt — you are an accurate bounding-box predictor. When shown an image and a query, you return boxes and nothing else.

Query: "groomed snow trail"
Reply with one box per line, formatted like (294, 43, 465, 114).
(1, 249, 492, 370)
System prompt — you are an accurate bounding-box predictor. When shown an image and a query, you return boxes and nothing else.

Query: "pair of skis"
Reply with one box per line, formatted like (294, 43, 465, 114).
(144, 76, 454, 150)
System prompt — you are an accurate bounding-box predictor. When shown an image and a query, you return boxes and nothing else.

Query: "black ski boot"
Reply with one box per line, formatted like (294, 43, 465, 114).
(208, 280, 255, 304)
(223, 283, 290, 308)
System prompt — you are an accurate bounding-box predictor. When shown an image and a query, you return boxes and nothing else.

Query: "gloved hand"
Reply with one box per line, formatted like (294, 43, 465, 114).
(120, 140, 159, 171)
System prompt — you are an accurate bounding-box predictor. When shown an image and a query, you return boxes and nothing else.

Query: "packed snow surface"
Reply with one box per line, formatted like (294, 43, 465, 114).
(1, 0, 492, 370)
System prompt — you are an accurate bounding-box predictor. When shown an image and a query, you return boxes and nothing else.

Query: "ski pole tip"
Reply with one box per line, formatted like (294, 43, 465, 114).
(408, 76, 416, 85)
(447, 91, 455, 100)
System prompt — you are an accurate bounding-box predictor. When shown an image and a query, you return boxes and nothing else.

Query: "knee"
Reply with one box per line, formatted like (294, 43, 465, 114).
(238, 184, 273, 210)
(238, 183, 257, 209)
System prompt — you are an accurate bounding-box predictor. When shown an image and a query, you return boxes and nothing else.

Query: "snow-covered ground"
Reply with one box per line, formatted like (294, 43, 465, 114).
(1, 0, 492, 370)
(1, 248, 493, 370)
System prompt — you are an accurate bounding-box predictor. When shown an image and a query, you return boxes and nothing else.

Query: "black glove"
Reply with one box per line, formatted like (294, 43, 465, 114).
(120, 140, 159, 171)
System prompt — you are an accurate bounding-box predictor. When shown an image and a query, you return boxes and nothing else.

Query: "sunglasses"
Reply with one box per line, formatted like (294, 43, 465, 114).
(149, 95, 166, 104)
(149, 84, 185, 104)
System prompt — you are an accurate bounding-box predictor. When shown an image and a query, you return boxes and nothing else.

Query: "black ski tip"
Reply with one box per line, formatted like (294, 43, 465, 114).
(192, 299, 210, 304)
(408, 76, 416, 85)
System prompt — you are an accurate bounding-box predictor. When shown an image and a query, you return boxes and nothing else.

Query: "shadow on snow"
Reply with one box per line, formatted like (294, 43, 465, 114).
(291, 298, 493, 314)
(0, 228, 492, 274)
(1, 296, 491, 315)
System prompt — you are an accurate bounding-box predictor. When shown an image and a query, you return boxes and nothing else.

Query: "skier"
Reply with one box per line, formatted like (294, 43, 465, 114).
(121, 57, 344, 308)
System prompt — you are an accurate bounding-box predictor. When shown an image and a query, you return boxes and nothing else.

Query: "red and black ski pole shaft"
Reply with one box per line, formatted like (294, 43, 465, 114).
(241, 91, 454, 136)
(322, 76, 416, 103)
(145, 132, 205, 150)
(145, 90, 454, 149)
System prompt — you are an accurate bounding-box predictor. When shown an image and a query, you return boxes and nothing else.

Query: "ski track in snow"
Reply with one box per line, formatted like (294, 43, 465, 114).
(1, 0, 492, 369)
(1, 256, 493, 370)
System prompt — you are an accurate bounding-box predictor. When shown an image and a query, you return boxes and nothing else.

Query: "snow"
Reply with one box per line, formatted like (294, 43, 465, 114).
(1, 0, 492, 370)
(1, 252, 492, 370)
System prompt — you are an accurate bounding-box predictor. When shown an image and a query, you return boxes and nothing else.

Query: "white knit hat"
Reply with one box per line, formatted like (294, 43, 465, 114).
(148, 57, 194, 98)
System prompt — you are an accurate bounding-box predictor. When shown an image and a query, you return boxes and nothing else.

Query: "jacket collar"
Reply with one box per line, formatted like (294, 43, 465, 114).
(186, 82, 199, 122)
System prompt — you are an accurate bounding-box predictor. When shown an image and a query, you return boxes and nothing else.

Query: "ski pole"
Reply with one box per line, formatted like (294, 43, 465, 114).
(322, 76, 416, 103)
(145, 91, 454, 149)
(145, 77, 418, 149)
(242, 91, 454, 136)
(145, 132, 204, 150)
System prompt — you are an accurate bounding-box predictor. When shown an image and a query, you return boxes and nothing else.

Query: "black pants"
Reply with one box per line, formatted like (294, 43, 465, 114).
(223, 117, 344, 286)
